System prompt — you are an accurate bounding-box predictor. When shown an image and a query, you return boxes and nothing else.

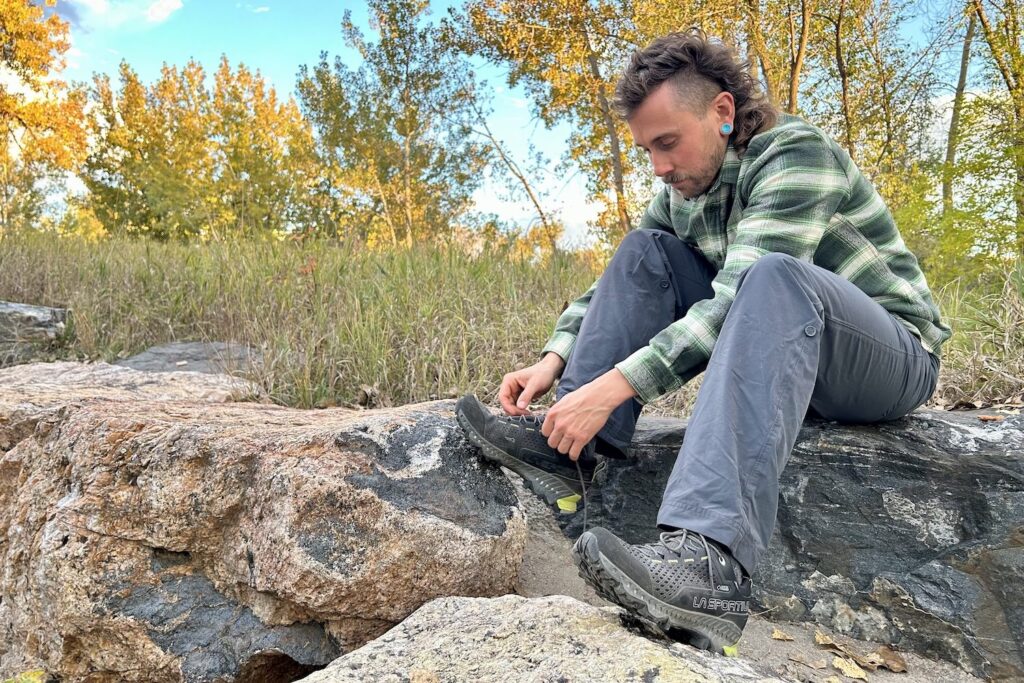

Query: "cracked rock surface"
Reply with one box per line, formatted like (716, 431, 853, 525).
(298, 594, 787, 683)
(0, 364, 525, 682)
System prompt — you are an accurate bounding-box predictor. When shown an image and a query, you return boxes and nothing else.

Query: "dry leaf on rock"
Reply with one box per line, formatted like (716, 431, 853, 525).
(833, 656, 869, 680)
(789, 652, 827, 669)
(772, 627, 795, 641)
(978, 414, 1005, 422)
(874, 645, 907, 673)
(824, 677, 843, 683)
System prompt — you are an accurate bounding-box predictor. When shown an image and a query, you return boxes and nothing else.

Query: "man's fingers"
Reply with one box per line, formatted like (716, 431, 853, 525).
(568, 441, 583, 462)
(517, 377, 542, 411)
(498, 376, 524, 415)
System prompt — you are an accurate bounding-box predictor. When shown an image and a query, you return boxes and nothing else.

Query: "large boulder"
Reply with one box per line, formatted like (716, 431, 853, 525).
(0, 361, 266, 453)
(0, 302, 69, 368)
(298, 594, 786, 682)
(0, 365, 525, 682)
(559, 410, 1024, 680)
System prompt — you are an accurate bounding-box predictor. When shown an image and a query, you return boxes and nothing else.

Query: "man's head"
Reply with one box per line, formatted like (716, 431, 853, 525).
(614, 29, 777, 199)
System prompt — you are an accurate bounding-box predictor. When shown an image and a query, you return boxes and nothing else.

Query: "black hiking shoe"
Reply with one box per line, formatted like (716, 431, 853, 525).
(455, 394, 606, 511)
(572, 526, 750, 655)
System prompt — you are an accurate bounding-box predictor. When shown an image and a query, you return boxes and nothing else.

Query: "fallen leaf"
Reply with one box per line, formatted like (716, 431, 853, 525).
(833, 656, 868, 680)
(814, 631, 885, 671)
(772, 627, 795, 641)
(874, 645, 908, 673)
(789, 653, 827, 669)
(979, 414, 1005, 422)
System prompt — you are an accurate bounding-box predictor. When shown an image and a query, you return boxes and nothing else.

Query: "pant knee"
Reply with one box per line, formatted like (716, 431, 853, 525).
(615, 229, 659, 255)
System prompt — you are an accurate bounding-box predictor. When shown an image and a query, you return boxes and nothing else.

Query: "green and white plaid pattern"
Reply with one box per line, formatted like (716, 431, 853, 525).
(542, 115, 951, 405)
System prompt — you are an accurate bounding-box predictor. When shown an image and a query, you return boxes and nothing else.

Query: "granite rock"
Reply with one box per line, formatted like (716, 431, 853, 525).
(297, 594, 785, 683)
(0, 370, 525, 682)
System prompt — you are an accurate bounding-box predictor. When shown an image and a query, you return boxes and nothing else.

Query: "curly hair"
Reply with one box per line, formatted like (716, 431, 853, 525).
(613, 29, 777, 153)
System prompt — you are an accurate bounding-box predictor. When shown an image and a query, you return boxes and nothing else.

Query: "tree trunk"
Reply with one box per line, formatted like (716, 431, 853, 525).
(834, 1, 855, 162)
(746, 0, 780, 106)
(582, 35, 632, 239)
(943, 8, 976, 218)
(788, 0, 814, 113)
(972, 0, 1024, 246)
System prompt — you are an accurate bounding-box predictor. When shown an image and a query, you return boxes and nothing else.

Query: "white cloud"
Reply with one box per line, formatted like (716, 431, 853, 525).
(252, 6, 270, 13)
(146, 0, 183, 23)
(68, 0, 183, 29)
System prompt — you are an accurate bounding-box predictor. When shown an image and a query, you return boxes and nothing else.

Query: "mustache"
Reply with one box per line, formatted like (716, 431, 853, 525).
(662, 174, 686, 184)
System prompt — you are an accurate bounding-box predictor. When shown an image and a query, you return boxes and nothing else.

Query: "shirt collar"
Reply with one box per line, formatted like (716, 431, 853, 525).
(708, 144, 741, 195)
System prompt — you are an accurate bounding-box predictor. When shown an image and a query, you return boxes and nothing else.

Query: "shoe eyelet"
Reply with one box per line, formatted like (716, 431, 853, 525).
(718, 555, 727, 565)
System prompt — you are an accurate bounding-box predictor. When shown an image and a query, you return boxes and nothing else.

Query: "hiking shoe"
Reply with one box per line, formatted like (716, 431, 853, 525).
(572, 526, 750, 655)
(455, 394, 606, 509)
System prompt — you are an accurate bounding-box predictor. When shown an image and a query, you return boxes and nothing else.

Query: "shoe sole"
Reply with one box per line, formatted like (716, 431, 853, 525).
(456, 408, 594, 508)
(572, 532, 742, 656)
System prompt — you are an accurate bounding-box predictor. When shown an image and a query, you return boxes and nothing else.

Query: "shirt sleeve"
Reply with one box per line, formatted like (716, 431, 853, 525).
(614, 128, 852, 404)
(540, 189, 675, 362)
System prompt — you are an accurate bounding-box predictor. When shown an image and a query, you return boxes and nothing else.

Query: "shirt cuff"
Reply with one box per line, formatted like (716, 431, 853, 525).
(614, 345, 679, 405)
(541, 331, 576, 364)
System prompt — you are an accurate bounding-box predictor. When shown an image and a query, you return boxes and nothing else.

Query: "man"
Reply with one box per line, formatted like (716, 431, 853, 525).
(457, 29, 949, 655)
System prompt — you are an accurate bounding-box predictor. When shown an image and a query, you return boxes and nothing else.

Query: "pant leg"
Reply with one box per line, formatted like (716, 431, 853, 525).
(657, 252, 939, 575)
(556, 229, 716, 457)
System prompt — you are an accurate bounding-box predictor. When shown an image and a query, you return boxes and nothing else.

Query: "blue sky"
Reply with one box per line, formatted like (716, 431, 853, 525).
(55, 0, 599, 243)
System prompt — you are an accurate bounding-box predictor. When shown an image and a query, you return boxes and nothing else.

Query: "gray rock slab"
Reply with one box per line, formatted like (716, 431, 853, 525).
(114, 341, 262, 375)
(554, 408, 1024, 680)
(0, 301, 68, 367)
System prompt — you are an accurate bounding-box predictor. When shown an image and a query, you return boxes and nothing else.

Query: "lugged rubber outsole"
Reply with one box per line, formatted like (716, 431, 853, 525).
(456, 408, 591, 507)
(572, 532, 742, 656)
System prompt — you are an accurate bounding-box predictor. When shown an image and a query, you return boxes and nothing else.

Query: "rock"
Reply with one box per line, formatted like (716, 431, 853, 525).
(0, 361, 267, 453)
(297, 594, 786, 682)
(0, 371, 525, 682)
(115, 341, 262, 375)
(558, 409, 1024, 680)
(0, 301, 69, 367)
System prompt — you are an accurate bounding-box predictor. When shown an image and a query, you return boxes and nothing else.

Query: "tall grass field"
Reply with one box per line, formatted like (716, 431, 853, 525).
(2, 230, 1021, 413)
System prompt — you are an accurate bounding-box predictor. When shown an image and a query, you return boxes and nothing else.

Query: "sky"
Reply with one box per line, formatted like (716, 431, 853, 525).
(54, 0, 601, 245)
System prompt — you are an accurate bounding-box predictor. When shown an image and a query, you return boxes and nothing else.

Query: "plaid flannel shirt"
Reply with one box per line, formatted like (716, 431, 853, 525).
(542, 114, 951, 405)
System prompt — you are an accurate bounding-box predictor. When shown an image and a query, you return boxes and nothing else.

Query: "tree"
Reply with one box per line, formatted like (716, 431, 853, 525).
(971, 0, 1024, 252)
(85, 58, 324, 239)
(452, 0, 642, 243)
(298, 0, 492, 247)
(0, 0, 86, 232)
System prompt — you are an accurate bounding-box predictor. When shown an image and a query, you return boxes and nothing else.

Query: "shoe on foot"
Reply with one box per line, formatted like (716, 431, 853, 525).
(455, 394, 606, 508)
(572, 526, 750, 655)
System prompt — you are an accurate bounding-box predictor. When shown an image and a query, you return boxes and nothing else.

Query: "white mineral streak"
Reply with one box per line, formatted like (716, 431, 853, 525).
(881, 490, 962, 548)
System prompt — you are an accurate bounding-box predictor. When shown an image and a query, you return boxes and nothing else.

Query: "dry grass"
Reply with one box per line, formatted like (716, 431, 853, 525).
(930, 268, 1024, 409)
(1, 230, 1019, 413)
(0, 230, 595, 409)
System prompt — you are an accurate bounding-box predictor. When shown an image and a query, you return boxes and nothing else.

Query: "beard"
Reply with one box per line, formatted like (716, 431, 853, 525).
(664, 135, 728, 200)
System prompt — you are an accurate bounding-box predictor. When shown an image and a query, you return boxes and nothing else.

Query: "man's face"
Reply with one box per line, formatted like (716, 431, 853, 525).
(628, 82, 734, 200)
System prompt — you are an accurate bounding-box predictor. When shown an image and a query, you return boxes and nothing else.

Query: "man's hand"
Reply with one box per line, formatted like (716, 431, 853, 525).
(498, 352, 566, 416)
(542, 369, 637, 461)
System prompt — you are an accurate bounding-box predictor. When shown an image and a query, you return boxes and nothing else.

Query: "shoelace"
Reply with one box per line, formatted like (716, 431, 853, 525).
(574, 458, 589, 532)
(661, 529, 717, 590)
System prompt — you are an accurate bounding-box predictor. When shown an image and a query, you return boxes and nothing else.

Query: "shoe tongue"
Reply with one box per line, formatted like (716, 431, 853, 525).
(664, 531, 711, 555)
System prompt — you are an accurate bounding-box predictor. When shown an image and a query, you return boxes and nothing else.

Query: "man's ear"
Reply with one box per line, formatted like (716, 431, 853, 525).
(711, 91, 735, 125)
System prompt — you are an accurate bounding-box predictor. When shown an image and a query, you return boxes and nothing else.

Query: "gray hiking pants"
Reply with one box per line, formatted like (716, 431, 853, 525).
(555, 229, 939, 574)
